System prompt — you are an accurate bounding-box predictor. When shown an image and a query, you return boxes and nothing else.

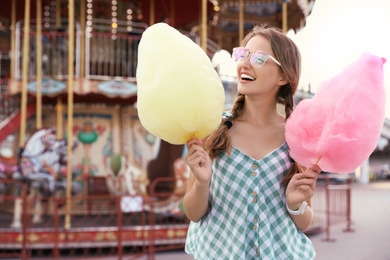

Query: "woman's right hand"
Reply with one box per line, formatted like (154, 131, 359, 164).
(183, 138, 213, 222)
(185, 138, 212, 184)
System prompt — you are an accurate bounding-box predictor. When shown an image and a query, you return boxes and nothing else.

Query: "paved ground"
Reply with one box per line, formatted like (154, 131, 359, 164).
(151, 180, 390, 260)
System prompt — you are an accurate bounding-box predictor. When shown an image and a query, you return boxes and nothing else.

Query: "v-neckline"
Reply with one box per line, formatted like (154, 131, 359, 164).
(231, 142, 287, 162)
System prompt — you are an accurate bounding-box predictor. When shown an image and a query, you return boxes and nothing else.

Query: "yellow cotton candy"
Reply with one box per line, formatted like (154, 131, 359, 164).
(136, 23, 225, 145)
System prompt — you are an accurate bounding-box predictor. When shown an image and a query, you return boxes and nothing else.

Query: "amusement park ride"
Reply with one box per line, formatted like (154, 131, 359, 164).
(0, 0, 316, 258)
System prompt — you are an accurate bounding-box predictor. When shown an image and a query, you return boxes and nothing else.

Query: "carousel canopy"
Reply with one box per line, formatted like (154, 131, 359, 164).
(212, 0, 315, 50)
(0, 0, 315, 99)
(0, 0, 314, 47)
(217, 0, 313, 32)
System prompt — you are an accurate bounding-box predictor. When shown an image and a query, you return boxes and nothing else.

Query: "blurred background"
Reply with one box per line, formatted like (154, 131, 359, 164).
(0, 0, 389, 259)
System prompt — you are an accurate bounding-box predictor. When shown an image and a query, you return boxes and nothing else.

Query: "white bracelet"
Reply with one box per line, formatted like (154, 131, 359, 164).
(286, 201, 308, 215)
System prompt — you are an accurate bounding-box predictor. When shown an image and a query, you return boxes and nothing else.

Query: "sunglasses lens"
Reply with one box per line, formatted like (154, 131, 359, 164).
(251, 51, 267, 67)
(233, 47, 248, 61)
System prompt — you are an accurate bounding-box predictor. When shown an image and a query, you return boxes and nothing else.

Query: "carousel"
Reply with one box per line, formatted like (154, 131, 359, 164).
(0, 0, 315, 258)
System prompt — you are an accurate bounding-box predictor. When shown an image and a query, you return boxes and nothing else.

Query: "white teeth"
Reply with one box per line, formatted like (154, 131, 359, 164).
(241, 73, 255, 80)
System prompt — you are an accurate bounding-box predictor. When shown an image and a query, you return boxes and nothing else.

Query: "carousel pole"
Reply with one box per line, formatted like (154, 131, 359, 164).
(36, 0, 43, 129)
(200, 0, 207, 52)
(56, 0, 61, 27)
(65, 0, 75, 230)
(56, 0, 63, 139)
(282, 0, 288, 34)
(170, 0, 175, 26)
(150, 0, 155, 25)
(19, 0, 31, 149)
(10, 0, 16, 79)
(14, 5, 28, 255)
(238, 0, 244, 44)
(80, 0, 86, 78)
(56, 98, 63, 140)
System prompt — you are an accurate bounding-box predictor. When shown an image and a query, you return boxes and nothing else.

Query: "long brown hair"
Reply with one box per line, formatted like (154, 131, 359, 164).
(205, 24, 301, 186)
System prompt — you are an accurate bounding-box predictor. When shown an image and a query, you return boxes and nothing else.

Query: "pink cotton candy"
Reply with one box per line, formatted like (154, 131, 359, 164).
(285, 53, 386, 174)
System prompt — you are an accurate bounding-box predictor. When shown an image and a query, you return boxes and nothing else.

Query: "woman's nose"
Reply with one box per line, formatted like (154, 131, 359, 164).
(241, 55, 252, 68)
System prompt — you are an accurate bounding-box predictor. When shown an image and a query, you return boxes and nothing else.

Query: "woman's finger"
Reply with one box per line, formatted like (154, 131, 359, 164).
(295, 184, 314, 193)
(295, 178, 316, 187)
(293, 171, 318, 181)
(187, 149, 207, 165)
(308, 164, 321, 174)
(187, 146, 205, 159)
(186, 138, 202, 149)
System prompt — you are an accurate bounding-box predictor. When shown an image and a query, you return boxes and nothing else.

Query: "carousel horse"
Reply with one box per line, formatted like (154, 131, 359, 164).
(0, 155, 20, 203)
(10, 128, 81, 228)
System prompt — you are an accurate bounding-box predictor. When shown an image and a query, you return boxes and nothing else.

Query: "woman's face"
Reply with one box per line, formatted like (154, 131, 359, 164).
(236, 35, 285, 98)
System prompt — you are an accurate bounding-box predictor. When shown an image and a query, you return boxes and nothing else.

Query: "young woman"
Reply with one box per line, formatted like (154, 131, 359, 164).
(183, 25, 321, 259)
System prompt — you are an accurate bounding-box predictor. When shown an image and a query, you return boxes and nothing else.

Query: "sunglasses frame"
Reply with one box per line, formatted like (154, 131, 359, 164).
(232, 47, 281, 68)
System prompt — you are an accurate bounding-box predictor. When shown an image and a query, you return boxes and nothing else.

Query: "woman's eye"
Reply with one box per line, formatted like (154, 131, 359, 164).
(255, 57, 265, 64)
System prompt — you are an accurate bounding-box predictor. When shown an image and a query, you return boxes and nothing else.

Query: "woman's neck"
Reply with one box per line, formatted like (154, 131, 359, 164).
(239, 96, 283, 126)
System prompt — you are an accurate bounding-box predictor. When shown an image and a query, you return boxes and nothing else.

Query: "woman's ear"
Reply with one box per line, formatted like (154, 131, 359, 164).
(277, 75, 288, 86)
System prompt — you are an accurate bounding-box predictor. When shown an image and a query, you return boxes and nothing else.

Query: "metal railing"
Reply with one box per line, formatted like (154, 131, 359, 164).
(85, 19, 147, 81)
(15, 19, 81, 81)
(0, 174, 353, 259)
(0, 177, 188, 259)
(0, 74, 22, 123)
(13, 19, 221, 82)
(310, 174, 354, 241)
(180, 29, 221, 57)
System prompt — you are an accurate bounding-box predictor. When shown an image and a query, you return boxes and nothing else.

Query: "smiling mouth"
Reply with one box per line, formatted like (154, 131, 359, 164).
(241, 73, 255, 81)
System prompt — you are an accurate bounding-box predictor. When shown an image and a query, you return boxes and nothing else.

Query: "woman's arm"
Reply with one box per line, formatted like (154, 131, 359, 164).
(183, 138, 213, 222)
(285, 165, 321, 231)
(183, 172, 210, 222)
(286, 200, 314, 231)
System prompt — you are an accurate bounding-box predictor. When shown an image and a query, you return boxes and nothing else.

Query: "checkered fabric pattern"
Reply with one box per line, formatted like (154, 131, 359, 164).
(185, 143, 315, 259)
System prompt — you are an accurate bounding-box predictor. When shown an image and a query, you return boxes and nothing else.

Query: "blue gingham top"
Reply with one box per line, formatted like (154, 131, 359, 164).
(185, 142, 315, 259)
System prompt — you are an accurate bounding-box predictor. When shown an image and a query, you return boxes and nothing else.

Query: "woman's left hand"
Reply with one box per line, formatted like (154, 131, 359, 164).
(285, 164, 321, 209)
